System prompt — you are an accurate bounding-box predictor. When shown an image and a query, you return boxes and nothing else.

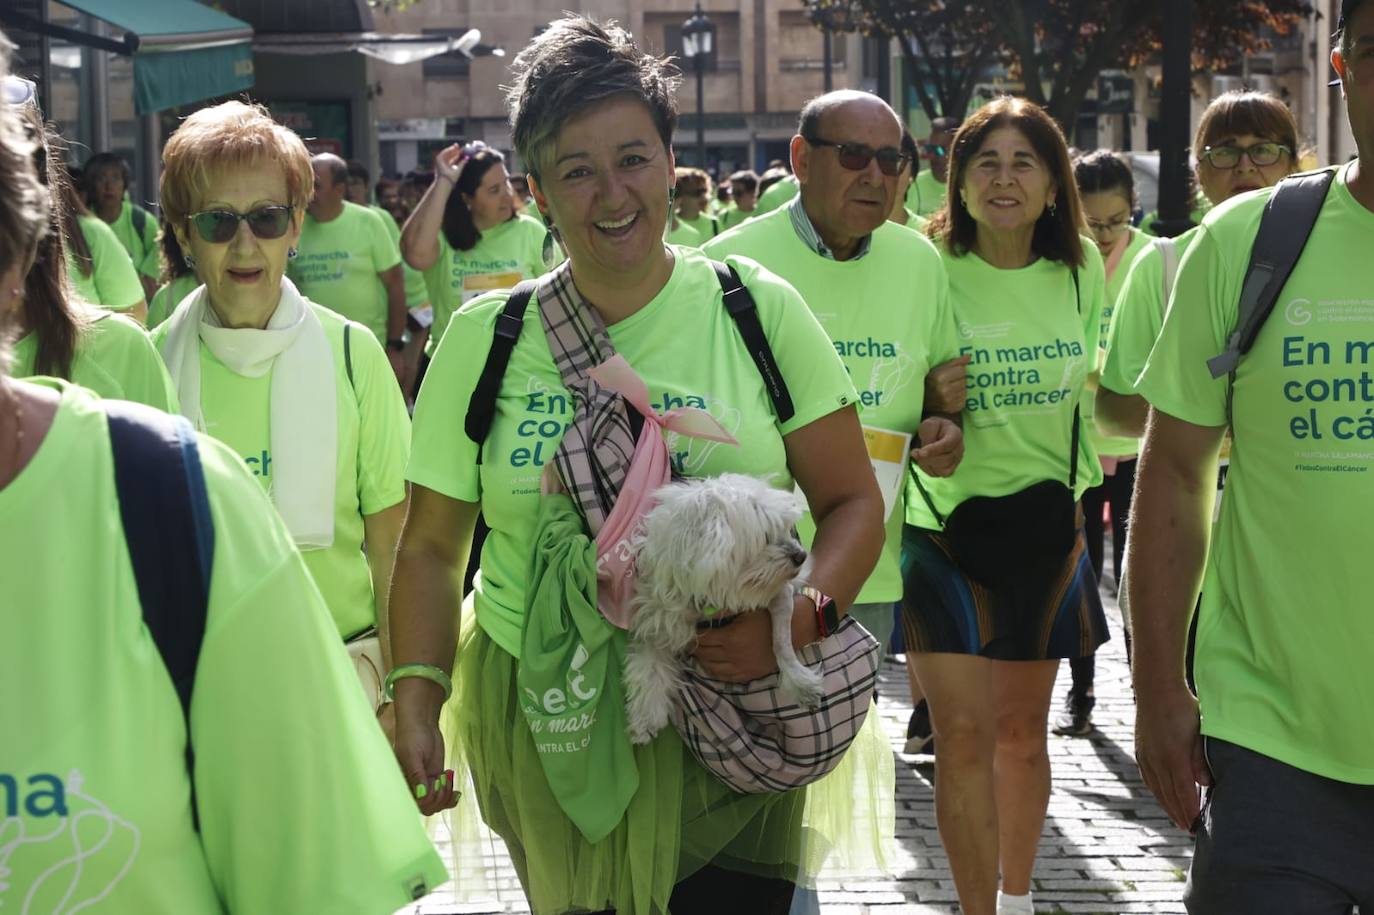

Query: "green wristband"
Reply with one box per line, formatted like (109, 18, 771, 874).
(384, 663, 453, 701)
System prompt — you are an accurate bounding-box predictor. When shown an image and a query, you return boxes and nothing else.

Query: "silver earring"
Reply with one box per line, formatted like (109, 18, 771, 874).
(1048, 200, 1058, 215)
(287, 247, 298, 259)
(183, 254, 196, 269)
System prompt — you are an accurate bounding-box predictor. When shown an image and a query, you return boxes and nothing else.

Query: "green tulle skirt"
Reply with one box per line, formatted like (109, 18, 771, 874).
(438, 599, 898, 915)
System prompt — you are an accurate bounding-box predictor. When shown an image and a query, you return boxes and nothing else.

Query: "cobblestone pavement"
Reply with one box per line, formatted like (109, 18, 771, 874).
(402, 591, 1194, 914)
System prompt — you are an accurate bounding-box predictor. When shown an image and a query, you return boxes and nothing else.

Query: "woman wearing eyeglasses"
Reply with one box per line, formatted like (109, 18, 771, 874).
(902, 97, 1109, 915)
(1098, 92, 1300, 446)
(151, 101, 413, 666)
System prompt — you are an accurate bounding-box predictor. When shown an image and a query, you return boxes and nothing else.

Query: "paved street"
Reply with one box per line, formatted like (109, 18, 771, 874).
(403, 591, 1194, 914)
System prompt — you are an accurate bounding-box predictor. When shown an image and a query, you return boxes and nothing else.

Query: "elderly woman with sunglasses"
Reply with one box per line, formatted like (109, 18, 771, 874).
(152, 101, 412, 672)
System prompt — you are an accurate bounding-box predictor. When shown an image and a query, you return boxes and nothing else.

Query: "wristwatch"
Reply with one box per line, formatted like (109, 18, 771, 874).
(386, 338, 405, 352)
(799, 585, 840, 639)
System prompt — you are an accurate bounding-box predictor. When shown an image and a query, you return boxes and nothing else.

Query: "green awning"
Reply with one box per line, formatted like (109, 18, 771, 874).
(55, 0, 254, 114)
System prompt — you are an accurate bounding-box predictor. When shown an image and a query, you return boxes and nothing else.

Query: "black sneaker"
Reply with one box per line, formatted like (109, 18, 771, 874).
(1052, 689, 1096, 737)
(904, 700, 935, 755)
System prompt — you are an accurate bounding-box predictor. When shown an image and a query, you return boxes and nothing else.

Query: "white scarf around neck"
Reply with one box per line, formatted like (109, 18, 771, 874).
(160, 277, 338, 550)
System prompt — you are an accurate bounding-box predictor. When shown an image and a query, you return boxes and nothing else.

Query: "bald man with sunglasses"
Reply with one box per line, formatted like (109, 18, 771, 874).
(706, 89, 965, 669)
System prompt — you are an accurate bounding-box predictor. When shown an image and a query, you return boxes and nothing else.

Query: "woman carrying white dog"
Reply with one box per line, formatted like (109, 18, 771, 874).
(902, 97, 1110, 915)
(388, 16, 886, 915)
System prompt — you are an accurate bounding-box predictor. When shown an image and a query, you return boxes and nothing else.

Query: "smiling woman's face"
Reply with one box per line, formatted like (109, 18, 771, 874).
(962, 126, 1057, 236)
(532, 95, 674, 286)
(174, 160, 302, 326)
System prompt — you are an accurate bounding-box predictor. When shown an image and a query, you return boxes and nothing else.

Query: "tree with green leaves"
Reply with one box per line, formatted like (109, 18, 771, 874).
(804, 0, 1312, 128)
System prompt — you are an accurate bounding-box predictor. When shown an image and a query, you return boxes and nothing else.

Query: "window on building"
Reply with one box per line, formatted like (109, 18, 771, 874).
(778, 9, 845, 71)
(642, 11, 742, 71)
(421, 28, 472, 78)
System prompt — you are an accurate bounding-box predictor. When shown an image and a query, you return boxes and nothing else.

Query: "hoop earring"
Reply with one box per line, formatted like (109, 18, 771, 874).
(1047, 200, 1058, 216)
(287, 247, 298, 260)
(183, 254, 197, 269)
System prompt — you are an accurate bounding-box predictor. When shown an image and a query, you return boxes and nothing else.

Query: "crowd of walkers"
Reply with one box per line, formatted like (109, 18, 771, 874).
(5, 1, 1374, 912)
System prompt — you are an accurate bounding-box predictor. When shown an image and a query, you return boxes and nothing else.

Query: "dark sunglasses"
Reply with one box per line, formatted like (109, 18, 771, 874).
(188, 205, 294, 243)
(804, 137, 911, 177)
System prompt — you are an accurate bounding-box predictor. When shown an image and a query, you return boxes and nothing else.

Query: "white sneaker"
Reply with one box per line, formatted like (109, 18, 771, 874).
(996, 889, 1034, 914)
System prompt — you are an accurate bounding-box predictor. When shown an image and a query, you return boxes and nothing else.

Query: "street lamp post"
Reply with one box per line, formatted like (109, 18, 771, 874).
(1156, 0, 1193, 238)
(682, 3, 714, 169)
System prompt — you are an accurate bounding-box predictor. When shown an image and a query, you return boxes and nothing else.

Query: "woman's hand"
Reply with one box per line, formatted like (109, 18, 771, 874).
(912, 416, 964, 478)
(433, 144, 466, 186)
(392, 696, 459, 816)
(924, 354, 971, 414)
(692, 610, 781, 682)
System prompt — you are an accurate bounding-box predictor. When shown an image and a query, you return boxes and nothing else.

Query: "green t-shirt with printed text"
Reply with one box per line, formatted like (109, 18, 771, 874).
(408, 248, 859, 656)
(12, 311, 176, 412)
(69, 215, 144, 311)
(911, 171, 947, 218)
(425, 214, 548, 356)
(287, 202, 402, 343)
(152, 304, 411, 638)
(1, 381, 446, 913)
(754, 176, 799, 214)
(705, 209, 960, 603)
(1100, 227, 1201, 396)
(905, 242, 1106, 528)
(106, 199, 161, 280)
(147, 274, 200, 329)
(1136, 163, 1374, 784)
(1085, 227, 1153, 458)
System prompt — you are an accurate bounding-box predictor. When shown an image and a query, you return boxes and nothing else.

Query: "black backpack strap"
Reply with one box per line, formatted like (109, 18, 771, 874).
(711, 260, 795, 424)
(465, 279, 539, 459)
(1207, 168, 1337, 379)
(104, 400, 214, 831)
(1069, 268, 1081, 490)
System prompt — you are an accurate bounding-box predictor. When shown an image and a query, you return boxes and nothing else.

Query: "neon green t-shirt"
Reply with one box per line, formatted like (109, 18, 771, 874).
(106, 199, 161, 280)
(0, 380, 446, 913)
(911, 171, 948, 217)
(287, 201, 402, 344)
(408, 248, 859, 656)
(69, 215, 144, 311)
(1136, 162, 1374, 784)
(905, 242, 1106, 528)
(666, 219, 704, 248)
(151, 304, 412, 638)
(705, 210, 961, 603)
(147, 273, 200, 329)
(678, 211, 720, 241)
(1100, 227, 1201, 396)
(1085, 227, 1153, 458)
(720, 204, 756, 232)
(12, 311, 177, 411)
(424, 214, 548, 356)
(754, 176, 799, 214)
(371, 204, 430, 310)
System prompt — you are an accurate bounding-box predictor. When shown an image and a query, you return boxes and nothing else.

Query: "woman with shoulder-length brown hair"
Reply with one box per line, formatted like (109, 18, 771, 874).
(906, 96, 1110, 915)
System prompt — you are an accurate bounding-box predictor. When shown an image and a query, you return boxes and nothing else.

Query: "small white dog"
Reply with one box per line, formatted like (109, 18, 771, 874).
(624, 473, 824, 745)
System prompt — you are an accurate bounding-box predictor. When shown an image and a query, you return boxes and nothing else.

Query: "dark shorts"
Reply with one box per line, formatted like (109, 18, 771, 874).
(1187, 737, 1374, 914)
(899, 520, 1109, 661)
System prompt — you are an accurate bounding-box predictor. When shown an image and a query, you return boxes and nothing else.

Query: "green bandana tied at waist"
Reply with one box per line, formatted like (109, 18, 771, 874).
(518, 492, 638, 842)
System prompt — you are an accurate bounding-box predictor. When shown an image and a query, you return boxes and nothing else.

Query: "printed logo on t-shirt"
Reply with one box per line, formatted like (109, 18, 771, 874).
(244, 449, 272, 478)
(831, 338, 915, 409)
(960, 336, 1086, 423)
(2, 769, 140, 908)
(1277, 319, 1374, 467)
(293, 249, 352, 286)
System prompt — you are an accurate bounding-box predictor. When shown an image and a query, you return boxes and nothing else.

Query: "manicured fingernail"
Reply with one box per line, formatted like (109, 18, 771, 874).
(415, 783, 428, 799)
(433, 778, 443, 793)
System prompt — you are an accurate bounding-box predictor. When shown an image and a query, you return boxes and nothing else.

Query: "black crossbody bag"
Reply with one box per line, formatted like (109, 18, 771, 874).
(910, 269, 1082, 591)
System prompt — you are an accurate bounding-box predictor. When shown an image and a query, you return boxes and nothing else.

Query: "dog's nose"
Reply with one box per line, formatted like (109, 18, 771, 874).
(788, 545, 808, 567)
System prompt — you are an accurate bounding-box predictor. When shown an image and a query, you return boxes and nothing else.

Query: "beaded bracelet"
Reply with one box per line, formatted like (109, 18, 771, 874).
(384, 663, 453, 701)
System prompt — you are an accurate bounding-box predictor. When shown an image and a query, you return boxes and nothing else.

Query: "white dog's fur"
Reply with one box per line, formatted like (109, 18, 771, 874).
(624, 473, 825, 745)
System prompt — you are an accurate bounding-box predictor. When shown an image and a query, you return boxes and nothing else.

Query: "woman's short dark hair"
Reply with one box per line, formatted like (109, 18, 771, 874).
(80, 151, 130, 203)
(442, 147, 506, 252)
(506, 16, 679, 181)
(928, 96, 1085, 269)
(1073, 149, 1135, 204)
(1193, 90, 1299, 162)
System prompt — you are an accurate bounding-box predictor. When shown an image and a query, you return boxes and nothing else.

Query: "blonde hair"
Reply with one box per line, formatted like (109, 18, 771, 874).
(160, 101, 313, 228)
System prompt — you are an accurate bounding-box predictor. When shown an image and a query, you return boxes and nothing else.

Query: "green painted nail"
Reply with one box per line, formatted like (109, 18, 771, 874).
(415, 783, 428, 799)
